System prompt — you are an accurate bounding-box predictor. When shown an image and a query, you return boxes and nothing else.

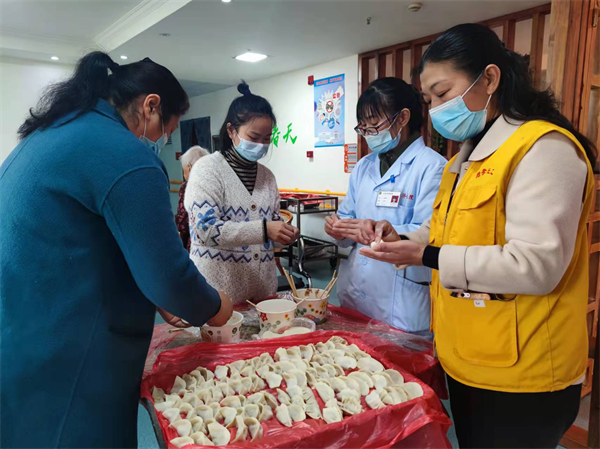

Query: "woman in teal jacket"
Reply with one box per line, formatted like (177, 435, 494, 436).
(0, 52, 232, 448)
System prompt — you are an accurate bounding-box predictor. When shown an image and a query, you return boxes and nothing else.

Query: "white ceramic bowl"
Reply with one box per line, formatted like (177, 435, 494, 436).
(256, 299, 297, 331)
(293, 288, 329, 324)
(201, 311, 243, 343)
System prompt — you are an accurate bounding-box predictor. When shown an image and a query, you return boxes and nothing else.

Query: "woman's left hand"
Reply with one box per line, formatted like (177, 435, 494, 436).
(359, 240, 426, 267)
(332, 219, 376, 245)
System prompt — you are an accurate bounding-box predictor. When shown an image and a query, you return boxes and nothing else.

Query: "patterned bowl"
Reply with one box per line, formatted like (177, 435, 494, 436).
(201, 311, 243, 343)
(256, 299, 297, 331)
(293, 288, 329, 324)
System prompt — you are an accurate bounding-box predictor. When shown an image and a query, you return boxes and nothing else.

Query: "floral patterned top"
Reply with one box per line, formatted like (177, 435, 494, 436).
(175, 181, 190, 251)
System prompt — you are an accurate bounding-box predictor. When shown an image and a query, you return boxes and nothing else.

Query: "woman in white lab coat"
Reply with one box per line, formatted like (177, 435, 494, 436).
(325, 77, 446, 334)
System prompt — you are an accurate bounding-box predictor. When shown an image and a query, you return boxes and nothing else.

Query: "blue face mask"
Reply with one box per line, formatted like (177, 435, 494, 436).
(364, 117, 402, 155)
(233, 135, 269, 162)
(429, 73, 492, 142)
(139, 120, 168, 156)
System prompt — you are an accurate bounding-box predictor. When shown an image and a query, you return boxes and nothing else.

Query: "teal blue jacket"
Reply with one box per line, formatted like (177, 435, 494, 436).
(0, 100, 220, 448)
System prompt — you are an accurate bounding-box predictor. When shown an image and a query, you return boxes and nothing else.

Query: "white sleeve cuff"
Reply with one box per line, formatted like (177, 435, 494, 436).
(439, 245, 468, 290)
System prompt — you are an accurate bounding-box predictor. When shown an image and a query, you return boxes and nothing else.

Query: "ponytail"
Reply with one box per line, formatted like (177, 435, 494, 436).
(18, 51, 189, 139)
(419, 24, 597, 166)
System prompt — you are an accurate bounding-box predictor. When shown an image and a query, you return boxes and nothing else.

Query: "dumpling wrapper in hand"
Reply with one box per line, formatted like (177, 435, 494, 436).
(275, 404, 293, 427)
(170, 437, 194, 448)
(207, 422, 230, 446)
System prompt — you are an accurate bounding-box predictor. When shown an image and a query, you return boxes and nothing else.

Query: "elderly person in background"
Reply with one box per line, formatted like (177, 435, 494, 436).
(176, 146, 210, 251)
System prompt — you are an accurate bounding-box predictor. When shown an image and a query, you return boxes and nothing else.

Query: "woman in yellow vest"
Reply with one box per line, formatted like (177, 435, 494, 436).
(361, 24, 597, 448)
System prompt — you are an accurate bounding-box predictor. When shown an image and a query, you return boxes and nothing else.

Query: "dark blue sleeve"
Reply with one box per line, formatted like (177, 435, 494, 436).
(102, 166, 221, 326)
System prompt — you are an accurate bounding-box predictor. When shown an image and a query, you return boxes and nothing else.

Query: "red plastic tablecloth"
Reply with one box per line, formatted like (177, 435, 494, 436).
(141, 330, 451, 449)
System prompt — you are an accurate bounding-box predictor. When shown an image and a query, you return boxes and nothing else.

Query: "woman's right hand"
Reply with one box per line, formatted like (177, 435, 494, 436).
(267, 221, 299, 245)
(207, 291, 233, 326)
(374, 220, 402, 243)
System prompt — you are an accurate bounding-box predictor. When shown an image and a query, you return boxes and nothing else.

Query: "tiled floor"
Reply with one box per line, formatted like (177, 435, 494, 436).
(137, 260, 588, 448)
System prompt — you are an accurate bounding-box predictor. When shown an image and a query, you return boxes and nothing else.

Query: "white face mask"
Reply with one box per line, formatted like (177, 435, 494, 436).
(233, 134, 269, 162)
(139, 119, 167, 156)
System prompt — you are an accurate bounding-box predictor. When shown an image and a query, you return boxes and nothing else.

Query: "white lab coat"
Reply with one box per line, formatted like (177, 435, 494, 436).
(335, 137, 446, 333)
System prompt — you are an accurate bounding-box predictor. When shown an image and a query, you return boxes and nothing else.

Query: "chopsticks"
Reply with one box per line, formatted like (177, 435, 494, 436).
(283, 270, 299, 297)
(246, 300, 259, 310)
(320, 270, 339, 298)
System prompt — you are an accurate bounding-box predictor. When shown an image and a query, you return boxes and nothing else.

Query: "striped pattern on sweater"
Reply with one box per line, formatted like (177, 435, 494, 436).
(224, 148, 258, 194)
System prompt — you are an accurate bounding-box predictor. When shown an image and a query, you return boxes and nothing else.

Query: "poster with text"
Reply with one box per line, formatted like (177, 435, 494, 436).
(314, 74, 345, 148)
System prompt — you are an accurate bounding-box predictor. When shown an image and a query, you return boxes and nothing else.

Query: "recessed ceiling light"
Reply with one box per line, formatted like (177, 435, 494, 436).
(51, 56, 59, 61)
(222, 0, 231, 3)
(159, 33, 171, 37)
(120, 55, 128, 60)
(235, 52, 267, 63)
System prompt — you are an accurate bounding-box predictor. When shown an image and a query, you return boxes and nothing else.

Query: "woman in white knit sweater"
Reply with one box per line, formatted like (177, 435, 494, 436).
(185, 82, 299, 304)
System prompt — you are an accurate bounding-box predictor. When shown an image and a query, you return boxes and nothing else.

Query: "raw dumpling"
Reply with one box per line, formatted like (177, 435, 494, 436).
(349, 371, 374, 389)
(216, 382, 235, 398)
(331, 364, 345, 377)
(193, 405, 215, 423)
(340, 376, 360, 393)
(189, 416, 206, 434)
(214, 365, 229, 380)
(243, 404, 260, 420)
(335, 356, 357, 370)
(228, 379, 243, 395)
(251, 375, 266, 392)
(365, 391, 386, 410)
(327, 349, 346, 359)
(315, 382, 335, 402)
(210, 386, 224, 403)
(286, 347, 302, 359)
(171, 376, 187, 395)
(170, 419, 192, 438)
(339, 397, 362, 415)
(170, 437, 194, 448)
(155, 400, 177, 413)
(337, 388, 361, 401)
(383, 369, 405, 386)
(218, 406, 237, 428)
(301, 386, 316, 402)
(264, 391, 279, 409)
(162, 408, 182, 424)
(178, 403, 194, 419)
(315, 342, 328, 353)
(183, 374, 198, 390)
(329, 377, 347, 394)
(258, 404, 274, 422)
(328, 336, 348, 345)
(266, 372, 283, 389)
(197, 388, 212, 403)
(275, 347, 289, 361)
(190, 370, 204, 384)
(207, 422, 230, 446)
(282, 372, 298, 388)
(306, 371, 319, 388)
(220, 396, 242, 410)
(260, 352, 275, 366)
(240, 365, 255, 378)
(275, 361, 296, 374)
(208, 402, 221, 415)
(381, 387, 408, 405)
(257, 365, 272, 380)
(190, 431, 214, 446)
(300, 344, 314, 361)
(323, 406, 343, 424)
(371, 374, 388, 390)
(229, 360, 246, 372)
(290, 369, 307, 387)
(291, 395, 306, 409)
(288, 404, 306, 422)
(305, 398, 322, 419)
(245, 417, 264, 442)
(246, 392, 266, 405)
(232, 416, 248, 443)
(286, 385, 303, 399)
(165, 393, 182, 403)
(290, 359, 309, 372)
(401, 382, 424, 400)
(321, 364, 337, 378)
(276, 388, 292, 406)
(152, 387, 166, 403)
(240, 377, 253, 395)
(357, 357, 385, 373)
(197, 367, 215, 382)
(275, 404, 293, 427)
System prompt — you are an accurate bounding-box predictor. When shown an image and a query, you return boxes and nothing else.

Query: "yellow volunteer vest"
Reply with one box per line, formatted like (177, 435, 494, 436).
(430, 120, 594, 393)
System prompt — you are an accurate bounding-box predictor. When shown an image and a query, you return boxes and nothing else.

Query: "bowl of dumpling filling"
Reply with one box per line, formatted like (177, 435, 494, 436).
(201, 311, 243, 343)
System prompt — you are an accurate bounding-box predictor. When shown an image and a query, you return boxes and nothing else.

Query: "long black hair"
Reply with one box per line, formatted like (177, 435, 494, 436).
(357, 77, 423, 133)
(18, 51, 189, 139)
(418, 23, 596, 165)
(219, 81, 276, 154)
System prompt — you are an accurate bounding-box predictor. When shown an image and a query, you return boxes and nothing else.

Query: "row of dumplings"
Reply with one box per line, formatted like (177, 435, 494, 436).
(152, 337, 424, 447)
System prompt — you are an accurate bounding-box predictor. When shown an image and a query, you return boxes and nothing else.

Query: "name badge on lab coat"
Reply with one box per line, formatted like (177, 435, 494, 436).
(376, 191, 402, 208)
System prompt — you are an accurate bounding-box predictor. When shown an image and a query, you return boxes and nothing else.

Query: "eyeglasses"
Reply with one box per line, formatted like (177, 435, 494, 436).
(354, 113, 399, 137)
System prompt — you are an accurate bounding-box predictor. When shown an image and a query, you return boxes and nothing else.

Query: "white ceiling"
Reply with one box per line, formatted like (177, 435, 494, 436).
(1, 0, 548, 98)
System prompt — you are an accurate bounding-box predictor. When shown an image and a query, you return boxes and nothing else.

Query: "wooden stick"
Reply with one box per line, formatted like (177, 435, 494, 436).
(287, 270, 298, 296)
(324, 273, 339, 297)
(321, 270, 337, 298)
(246, 300, 259, 309)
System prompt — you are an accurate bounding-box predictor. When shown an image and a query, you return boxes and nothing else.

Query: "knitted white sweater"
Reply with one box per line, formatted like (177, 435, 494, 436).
(184, 152, 281, 304)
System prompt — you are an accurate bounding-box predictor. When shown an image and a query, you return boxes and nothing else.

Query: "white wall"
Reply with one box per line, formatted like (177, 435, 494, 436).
(166, 54, 358, 245)
(0, 57, 73, 164)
